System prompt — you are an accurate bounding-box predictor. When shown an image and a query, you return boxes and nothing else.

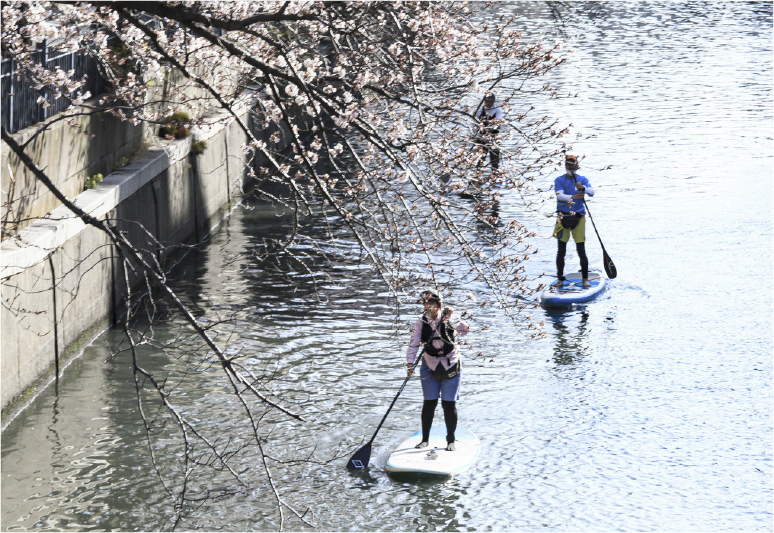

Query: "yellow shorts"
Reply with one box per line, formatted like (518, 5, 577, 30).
(553, 215, 586, 243)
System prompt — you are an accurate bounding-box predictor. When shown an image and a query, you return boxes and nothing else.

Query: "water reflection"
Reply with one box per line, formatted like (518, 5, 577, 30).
(547, 309, 590, 365)
(398, 478, 462, 532)
(347, 467, 379, 488)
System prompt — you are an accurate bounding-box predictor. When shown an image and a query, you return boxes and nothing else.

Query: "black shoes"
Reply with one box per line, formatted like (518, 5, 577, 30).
(414, 441, 455, 451)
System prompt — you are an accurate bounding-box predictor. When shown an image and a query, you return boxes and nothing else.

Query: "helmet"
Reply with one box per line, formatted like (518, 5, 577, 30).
(420, 289, 443, 308)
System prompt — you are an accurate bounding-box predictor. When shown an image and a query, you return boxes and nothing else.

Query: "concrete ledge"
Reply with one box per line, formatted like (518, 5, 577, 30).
(1, 101, 147, 236)
(1, 96, 253, 279)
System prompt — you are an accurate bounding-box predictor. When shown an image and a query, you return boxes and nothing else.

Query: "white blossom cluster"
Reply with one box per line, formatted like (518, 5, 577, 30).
(3, 1, 571, 335)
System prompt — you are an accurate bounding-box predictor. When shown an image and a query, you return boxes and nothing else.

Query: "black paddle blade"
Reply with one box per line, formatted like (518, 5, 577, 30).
(603, 250, 617, 279)
(346, 443, 371, 470)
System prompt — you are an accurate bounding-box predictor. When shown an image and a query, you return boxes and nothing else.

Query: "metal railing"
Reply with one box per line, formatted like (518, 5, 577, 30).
(1, 43, 107, 134)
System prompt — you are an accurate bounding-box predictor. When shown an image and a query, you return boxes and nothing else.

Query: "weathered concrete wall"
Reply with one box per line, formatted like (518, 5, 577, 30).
(1, 63, 241, 240)
(1, 99, 255, 416)
(1, 106, 148, 238)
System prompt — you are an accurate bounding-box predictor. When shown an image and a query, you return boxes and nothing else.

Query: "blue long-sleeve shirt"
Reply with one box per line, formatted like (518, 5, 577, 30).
(555, 173, 594, 215)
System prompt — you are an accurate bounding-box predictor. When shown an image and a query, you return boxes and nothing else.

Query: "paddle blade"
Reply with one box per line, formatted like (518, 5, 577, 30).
(603, 250, 617, 279)
(346, 443, 372, 470)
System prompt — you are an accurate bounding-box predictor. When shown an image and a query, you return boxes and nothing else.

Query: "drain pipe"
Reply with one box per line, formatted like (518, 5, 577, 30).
(47, 254, 60, 387)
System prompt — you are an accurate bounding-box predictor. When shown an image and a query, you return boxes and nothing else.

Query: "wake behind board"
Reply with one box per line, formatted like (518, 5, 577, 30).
(540, 271, 607, 308)
(385, 425, 481, 477)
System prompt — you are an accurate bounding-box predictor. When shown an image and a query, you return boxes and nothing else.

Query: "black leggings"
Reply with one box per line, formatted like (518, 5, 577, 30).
(476, 144, 500, 170)
(557, 240, 589, 279)
(421, 399, 458, 444)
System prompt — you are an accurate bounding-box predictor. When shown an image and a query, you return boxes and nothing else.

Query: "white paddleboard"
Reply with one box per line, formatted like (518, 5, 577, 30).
(540, 271, 607, 308)
(385, 425, 481, 476)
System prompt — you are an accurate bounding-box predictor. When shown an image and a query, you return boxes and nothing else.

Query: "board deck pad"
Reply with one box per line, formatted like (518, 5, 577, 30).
(385, 425, 481, 477)
(540, 271, 607, 307)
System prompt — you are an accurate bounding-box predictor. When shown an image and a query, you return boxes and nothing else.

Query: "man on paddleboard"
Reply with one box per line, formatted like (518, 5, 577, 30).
(553, 154, 595, 288)
(406, 290, 469, 451)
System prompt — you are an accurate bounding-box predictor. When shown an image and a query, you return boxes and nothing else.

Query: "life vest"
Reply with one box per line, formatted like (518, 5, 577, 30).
(420, 315, 458, 357)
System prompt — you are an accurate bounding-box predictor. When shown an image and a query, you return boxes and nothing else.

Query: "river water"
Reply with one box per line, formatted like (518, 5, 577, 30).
(2, 2, 772, 531)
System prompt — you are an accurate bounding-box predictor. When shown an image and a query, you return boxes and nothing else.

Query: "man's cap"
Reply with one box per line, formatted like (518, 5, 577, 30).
(484, 93, 495, 101)
(565, 154, 580, 168)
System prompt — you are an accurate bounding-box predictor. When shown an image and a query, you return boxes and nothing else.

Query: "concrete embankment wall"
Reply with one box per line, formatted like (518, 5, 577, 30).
(1, 107, 148, 238)
(1, 100, 258, 416)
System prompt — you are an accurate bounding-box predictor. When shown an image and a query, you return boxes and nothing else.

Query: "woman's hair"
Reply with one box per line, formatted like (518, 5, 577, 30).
(420, 289, 443, 308)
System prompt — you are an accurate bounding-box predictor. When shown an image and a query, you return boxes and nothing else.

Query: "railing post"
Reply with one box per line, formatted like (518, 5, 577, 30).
(9, 58, 15, 132)
(41, 40, 48, 123)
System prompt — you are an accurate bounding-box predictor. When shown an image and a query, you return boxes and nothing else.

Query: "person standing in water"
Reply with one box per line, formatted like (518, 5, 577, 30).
(553, 154, 595, 287)
(406, 290, 470, 451)
(474, 92, 504, 170)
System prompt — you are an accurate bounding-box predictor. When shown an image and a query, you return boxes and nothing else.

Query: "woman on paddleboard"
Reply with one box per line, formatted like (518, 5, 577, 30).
(406, 290, 470, 451)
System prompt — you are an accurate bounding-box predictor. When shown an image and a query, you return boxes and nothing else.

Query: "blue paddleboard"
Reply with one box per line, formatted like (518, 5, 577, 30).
(540, 271, 607, 307)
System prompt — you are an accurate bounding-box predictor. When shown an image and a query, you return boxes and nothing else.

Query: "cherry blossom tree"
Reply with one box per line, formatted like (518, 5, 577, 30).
(2, 1, 572, 528)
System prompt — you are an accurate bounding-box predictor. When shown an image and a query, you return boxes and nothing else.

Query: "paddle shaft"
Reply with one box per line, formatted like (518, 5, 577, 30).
(582, 197, 617, 278)
(582, 199, 606, 252)
(365, 347, 425, 446)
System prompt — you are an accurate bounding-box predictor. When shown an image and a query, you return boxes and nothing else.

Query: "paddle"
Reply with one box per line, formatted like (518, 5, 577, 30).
(346, 347, 425, 470)
(582, 199, 617, 279)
